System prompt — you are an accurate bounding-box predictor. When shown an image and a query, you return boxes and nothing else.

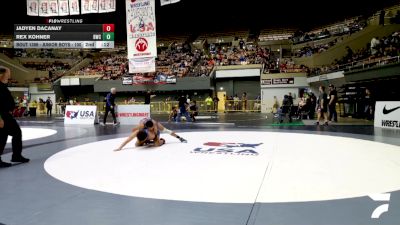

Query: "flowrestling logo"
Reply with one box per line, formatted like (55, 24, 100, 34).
(191, 142, 262, 156)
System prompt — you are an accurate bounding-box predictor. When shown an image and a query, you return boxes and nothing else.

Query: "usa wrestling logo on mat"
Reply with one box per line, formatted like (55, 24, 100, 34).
(191, 142, 262, 156)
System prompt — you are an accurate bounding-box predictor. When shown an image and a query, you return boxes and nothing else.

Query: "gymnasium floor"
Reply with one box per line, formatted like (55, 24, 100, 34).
(1, 113, 400, 225)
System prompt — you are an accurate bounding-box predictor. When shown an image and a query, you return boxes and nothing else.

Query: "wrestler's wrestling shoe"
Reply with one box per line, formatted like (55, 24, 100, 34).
(178, 137, 187, 143)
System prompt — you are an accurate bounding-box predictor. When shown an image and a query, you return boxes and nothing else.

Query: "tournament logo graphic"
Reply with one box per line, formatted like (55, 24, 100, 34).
(127, 0, 155, 35)
(66, 111, 79, 119)
(192, 142, 262, 156)
(135, 38, 148, 52)
(66, 110, 95, 120)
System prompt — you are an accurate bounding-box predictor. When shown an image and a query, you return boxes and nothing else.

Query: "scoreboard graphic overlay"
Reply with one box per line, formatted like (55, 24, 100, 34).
(14, 24, 115, 49)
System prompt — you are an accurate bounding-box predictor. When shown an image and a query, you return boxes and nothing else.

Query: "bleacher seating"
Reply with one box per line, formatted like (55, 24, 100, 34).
(258, 28, 295, 41)
(310, 30, 400, 76)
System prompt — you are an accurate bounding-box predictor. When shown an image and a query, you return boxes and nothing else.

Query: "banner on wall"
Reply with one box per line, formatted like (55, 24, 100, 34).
(48, 0, 59, 16)
(122, 74, 176, 85)
(64, 105, 97, 125)
(81, 0, 98, 14)
(116, 105, 151, 125)
(27, 0, 39, 16)
(131, 74, 176, 85)
(39, 0, 50, 16)
(261, 78, 295, 86)
(69, 0, 80, 15)
(58, 0, 69, 15)
(128, 57, 156, 73)
(28, 0, 114, 16)
(122, 76, 133, 85)
(160, 0, 180, 6)
(374, 101, 400, 130)
(126, 0, 157, 63)
(99, 0, 116, 13)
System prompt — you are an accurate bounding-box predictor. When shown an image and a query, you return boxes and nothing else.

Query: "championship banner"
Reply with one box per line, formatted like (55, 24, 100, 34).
(90, 0, 99, 13)
(374, 101, 400, 130)
(39, 0, 50, 16)
(126, 0, 157, 61)
(64, 105, 97, 125)
(69, 0, 80, 15)
(99, 0, 116, 13)
(160, 0, 180, 6)
(117, 105, 150, 125)
(48, 0, 59, 16)
(132, 74, 176, 85)
(81, 0, 93, 14)
(58, 0, 69, 16)
(129, 57, 156, 73)
(122, 76, 133, 85)
(261, 78, 295, 86)
(27, 0, 39, 16)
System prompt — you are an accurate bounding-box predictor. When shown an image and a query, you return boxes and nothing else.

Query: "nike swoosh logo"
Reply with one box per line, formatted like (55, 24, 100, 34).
(383, 106, 400, 114)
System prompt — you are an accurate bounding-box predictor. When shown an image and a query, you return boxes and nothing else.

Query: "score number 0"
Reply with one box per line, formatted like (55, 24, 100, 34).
(102, 24, 114, 32)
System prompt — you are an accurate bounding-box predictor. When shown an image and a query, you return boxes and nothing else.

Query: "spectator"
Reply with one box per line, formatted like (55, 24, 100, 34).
(29, 100, 37, 117)
(345, 46, 354, 61)
(168, 106, 178, 122)
(58, 97, 66, 115)
(241, 92, 247, 111)
(309, 92, 317, 119)
(239, 39, 245, 49)
(278, 95, 292, 123)
(272, 96, 279, 113)
(254, 94, 261, 110)
(233, 94, 240, 110)
(205, 95, 213, 111)
(371, 37, 380, 56)
(128, 97, 136, 103)
(189, 101, 199, 122)
(379, 10, 385, 26)
(364, 88, 374, 120)
(38, 98, 45, 114)
(45, 96, 53, 117)
(145, 90, 156, 104)
(177, 94, 191, 122)
(213, 95, 219, 112)
(328, 84, 338, 122)
(316, 85, 329, 126)
(288, 92, 294, 106)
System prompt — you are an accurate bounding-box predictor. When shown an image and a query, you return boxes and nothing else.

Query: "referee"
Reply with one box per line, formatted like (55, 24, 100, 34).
(101, 87, 119, 126)
(0, 66, 29, 168)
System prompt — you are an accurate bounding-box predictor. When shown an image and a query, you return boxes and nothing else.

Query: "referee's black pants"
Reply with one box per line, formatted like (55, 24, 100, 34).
(103, 106, 117, 124)
(0, 114, 23, 159)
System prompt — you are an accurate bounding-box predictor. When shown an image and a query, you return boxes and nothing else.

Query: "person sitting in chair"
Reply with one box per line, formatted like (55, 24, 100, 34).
(189, 101, 198, 122)
(168, 106, 178, 122)
(277, 95, 292, 123)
